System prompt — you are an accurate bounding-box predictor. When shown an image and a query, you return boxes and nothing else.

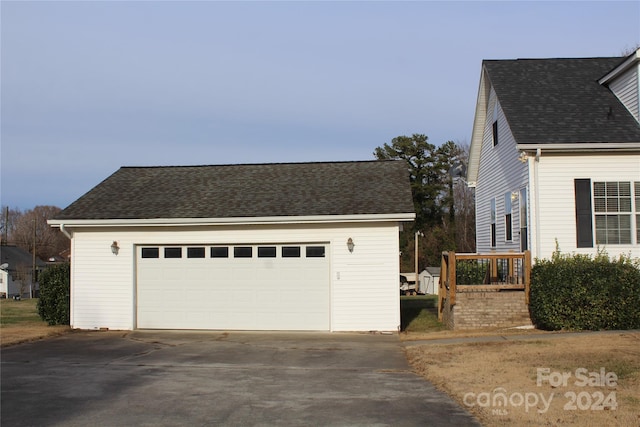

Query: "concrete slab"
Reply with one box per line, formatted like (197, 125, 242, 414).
(1, 330, 480, 426)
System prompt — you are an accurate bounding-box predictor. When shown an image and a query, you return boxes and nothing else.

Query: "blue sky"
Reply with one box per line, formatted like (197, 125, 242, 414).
(2, 1, 639, 210)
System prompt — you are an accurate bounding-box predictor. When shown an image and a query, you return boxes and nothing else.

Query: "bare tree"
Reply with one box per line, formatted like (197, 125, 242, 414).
(452, 142, 476, 253)
(14, 264, 32, 298)
(7, 206, 69, 261)
(621, 44, 640, 56)
(0, 207, 22, 245)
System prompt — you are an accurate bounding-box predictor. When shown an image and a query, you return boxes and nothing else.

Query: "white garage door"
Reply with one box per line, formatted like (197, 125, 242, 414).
(136, 244, 330, 330)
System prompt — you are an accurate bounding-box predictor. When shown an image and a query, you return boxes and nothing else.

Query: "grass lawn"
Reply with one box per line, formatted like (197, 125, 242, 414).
(0, 298, 69, 347)
(400, 294, 445, 332)
(1, 298, 43, 325)
(400, 296, 640, 426)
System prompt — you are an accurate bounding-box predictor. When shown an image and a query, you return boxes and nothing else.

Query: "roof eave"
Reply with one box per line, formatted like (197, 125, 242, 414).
(467, 64, 489, 187)
(516, 142, 640, 152)
(48, 213, 417, 228)
(598, 48, 640, 85)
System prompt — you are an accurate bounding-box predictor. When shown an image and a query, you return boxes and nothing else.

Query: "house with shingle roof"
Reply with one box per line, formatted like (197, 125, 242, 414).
(468, 49, 640, 260)
(48, 160, 415, 331)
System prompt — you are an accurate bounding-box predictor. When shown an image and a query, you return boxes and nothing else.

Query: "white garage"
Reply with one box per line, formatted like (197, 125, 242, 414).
(49, 160, 415, 332)
(136, 243, 330, 330)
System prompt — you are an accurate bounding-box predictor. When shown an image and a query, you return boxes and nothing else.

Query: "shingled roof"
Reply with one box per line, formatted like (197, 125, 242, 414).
(54, 160, 415, 220)
(484, 56, 640, 144)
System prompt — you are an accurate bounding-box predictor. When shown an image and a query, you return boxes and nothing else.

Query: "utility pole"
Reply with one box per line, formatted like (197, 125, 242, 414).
(32, 218, 36, 299)
(415, 230, 424, 295)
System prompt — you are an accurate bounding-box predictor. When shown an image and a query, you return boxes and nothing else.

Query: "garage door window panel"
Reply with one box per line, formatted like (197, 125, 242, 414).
(306, 246, 325, 258)
(211, 247, 229, 258)
(282, 246, 301, 258)
(234, 247, 253, 258)
(164, 247, 182, 258)
(258, 246, 277, 258)
(141, 247, 160, 258)
(187, 247, 206, 258)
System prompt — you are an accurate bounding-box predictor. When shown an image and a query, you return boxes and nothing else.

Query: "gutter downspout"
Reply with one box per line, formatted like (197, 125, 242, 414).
(533, 149, 542, 259)
(60, 224, 72, 240)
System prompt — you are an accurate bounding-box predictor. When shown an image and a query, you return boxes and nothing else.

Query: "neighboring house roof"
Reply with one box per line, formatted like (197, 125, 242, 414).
(0, 245, 47, 272)
(53, 160, 415, 221)
(484, 56, 640, 145)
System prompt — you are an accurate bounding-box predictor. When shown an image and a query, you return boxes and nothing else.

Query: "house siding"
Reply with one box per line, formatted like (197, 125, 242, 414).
(68, 221, 401, 332)
(475, 88, 529, 254)
(609, 64, 639, 122)
(534, 152, 640, 260)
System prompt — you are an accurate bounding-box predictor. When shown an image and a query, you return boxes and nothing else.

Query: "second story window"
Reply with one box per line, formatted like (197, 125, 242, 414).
(492, 121, 498, 146)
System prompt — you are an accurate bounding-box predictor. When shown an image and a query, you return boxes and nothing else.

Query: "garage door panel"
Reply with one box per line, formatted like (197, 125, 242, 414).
(137, 244, 330, 330)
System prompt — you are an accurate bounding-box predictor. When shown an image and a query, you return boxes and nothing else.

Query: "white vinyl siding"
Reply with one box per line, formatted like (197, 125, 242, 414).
(67, 221, 401, 332)
(534, 153, 640, 260)
(474, 87, 528, 253)
(609, 64, 639, 122)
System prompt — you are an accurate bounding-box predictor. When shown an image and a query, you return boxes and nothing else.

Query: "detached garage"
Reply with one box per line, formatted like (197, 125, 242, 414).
(49, 160, 415, 332)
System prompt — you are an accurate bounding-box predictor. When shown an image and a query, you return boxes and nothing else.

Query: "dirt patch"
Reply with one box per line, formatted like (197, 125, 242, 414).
(406, 332, 640, 426)
(1, 323, 70, 347)
(400, 326, 551, 342)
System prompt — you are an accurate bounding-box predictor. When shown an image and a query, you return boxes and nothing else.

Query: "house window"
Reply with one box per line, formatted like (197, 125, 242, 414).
(141, 247, 159, 258)
(519, 188, 528, 251)
(492, 101, 499, 147)
(257, 246, 277, 258)
(490, 199, 496, 247)
(594, 181, 632, 245)
(504, 192, 513, 241)
(636, 182, 640, 243)
(164, 247, 182, 258)
(211, 247, 229, 258)
(187, 247, 205, 258)
(234, 246, 253, 258)
(282, 246, 301, 258)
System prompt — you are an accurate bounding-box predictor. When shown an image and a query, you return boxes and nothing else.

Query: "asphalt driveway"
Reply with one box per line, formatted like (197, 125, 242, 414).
(1, 331, 480, 426)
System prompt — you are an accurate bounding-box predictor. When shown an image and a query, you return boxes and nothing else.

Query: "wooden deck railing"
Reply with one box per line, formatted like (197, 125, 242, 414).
(438, 251, 531, 321)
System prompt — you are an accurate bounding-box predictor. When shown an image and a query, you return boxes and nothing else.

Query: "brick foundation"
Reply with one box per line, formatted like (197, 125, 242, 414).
(441, 290, 532, 330)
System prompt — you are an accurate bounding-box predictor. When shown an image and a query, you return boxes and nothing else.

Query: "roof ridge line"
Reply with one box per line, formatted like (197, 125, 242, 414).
(118, 159, 398, 169)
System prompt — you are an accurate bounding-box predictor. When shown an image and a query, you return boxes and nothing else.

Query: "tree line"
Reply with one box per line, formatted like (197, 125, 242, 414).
(374, 134, 475, 271)
(0, 206, 69, 262)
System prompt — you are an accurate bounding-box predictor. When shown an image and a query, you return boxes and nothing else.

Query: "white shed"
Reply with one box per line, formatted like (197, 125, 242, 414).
(419, 267, 440, 295)
(48, 161, 415, 332)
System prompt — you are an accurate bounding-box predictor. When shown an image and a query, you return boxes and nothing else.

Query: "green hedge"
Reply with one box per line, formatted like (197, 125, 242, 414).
(529, 252, 640, 331)
(37, 263, 70, 325)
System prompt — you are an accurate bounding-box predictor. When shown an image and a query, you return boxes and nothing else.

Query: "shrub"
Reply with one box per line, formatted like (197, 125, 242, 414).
(37, 263, 70, 325)
(456, 259, 488, 285)
(529, 252, 640, 331)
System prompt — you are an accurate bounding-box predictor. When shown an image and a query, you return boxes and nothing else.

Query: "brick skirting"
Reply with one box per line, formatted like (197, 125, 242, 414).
(441, 290, 532, 330)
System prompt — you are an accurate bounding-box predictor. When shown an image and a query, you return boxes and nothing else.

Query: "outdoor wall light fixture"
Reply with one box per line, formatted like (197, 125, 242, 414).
(518, 151, 529, 163)
(111, 241, 120, 255)
(347, 238, 355, 253)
